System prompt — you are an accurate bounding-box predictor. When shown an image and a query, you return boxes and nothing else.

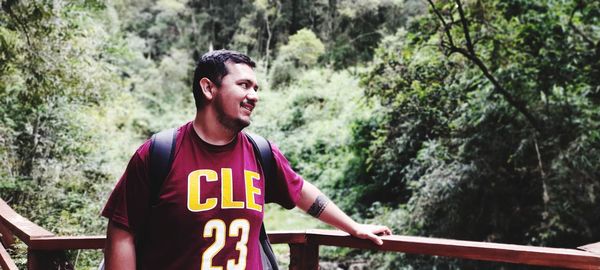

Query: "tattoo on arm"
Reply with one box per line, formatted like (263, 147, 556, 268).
(307, 194, 330, 218)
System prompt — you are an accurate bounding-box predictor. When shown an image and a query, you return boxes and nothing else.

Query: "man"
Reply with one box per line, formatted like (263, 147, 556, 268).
(102, 50, 391, 269)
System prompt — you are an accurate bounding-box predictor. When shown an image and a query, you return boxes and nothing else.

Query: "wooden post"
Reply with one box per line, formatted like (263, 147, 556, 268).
(0, 222, 16, 248)
(289, 242, 319, 270)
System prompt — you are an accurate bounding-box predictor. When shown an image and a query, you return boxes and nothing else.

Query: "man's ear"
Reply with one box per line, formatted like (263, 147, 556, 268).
(199, 78, 216, 101)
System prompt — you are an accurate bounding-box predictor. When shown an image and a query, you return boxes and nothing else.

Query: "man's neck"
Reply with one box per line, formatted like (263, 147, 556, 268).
(193, 110, 238, 145)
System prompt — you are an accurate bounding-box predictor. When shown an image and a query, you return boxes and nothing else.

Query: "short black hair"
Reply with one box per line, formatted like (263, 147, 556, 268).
(192, 50, 256, 109)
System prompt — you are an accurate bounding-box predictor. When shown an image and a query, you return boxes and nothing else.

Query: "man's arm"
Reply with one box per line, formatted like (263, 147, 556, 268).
(104, 221, 136, 270)
(296, 181, 392, 245)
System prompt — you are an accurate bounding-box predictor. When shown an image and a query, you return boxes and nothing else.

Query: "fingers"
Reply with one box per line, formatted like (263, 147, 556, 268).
(355, 224, 392, 245)
(364, 224, 392, 236)
(366, 232, 384, 245)
(372, 225, 392, 236)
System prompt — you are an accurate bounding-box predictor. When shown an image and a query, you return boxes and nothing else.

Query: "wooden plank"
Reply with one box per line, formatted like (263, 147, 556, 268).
(267, 230, 306, 245)
(29, 236, 106, 250)
(0, 200, 54, 244)
(580, 242, 600, 256)
(306, 230, 600, 270)
(0, 241, 18, 270)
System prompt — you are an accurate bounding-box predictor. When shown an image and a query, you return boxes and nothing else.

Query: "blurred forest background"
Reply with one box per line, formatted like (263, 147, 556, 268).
(1, 0, 599, 269)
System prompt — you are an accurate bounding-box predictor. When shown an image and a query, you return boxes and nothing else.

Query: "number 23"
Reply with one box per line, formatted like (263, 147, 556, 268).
(202, 219, 250, 270)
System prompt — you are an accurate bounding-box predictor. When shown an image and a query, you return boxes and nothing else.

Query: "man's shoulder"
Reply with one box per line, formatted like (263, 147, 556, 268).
(135, 121, 191, 160)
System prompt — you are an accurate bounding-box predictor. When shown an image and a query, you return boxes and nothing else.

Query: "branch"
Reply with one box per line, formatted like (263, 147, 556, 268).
(3, 2, 33, 48)
(455, 0, 475, 53)
(349, 32, 380, 44)
(450, 46, 542, 133)
(428, 0, 542, 133)
(427, 0, 455, 47)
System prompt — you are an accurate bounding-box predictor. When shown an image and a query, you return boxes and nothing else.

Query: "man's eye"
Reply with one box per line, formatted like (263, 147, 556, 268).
(240, 83, 248, 88)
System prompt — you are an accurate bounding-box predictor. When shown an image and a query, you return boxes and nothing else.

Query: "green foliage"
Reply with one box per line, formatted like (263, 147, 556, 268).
(325, 0, 427, 68)
(268, 56, 298, 89)
(280, 28, 326, 67)
(254, 67, 379, 269)
(0, 0, 168, 268)
(1, 0, 114, 186)
(2, 0, 598, 269)
(253, 68, 373, 193)
(342, 0, 600, 268)
(270, 28, 325, 88)
(0, 1, 124, 268)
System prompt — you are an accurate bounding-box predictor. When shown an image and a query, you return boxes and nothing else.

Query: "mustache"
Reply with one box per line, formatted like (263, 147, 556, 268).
(241, 99, 256, 110)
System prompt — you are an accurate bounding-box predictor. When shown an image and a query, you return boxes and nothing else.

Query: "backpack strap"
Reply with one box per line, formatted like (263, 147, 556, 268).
(244, 132, 276, 186)
(245, 132, 279, 270)
(148, 128, 177, 204)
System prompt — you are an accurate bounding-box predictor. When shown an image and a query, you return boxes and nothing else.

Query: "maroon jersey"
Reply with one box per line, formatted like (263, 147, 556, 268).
(102, 122, 304, 269)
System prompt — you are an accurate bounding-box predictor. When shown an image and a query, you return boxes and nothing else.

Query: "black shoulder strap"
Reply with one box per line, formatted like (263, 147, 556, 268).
(245, 132, 276, 186)
(245, 132, 279, 270)
(149, 128, 177, 204)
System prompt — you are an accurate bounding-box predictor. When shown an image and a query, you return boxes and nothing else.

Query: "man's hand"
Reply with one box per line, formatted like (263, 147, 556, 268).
(350, 223, 392, 245)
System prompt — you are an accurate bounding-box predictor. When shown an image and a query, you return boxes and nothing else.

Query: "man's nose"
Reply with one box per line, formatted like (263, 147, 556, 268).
(247, 88, 259, 102)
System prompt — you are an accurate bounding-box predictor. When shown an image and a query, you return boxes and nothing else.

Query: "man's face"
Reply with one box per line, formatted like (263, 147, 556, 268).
(213, 62, 259, 132)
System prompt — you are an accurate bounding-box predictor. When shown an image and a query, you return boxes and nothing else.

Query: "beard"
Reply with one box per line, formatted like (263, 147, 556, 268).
(214, 98, 251, 133)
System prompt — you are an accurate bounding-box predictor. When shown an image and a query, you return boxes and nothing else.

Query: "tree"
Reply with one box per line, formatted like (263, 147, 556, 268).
(340, 0, 600, 268)
(0, 0, 136, 255)
(280, 28, 326, 67)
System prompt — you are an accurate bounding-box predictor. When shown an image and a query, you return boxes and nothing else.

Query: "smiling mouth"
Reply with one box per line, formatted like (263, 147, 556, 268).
(241, 102, 255, 112)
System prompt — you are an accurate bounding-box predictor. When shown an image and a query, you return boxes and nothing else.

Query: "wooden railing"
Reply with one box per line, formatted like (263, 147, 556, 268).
(2, 199, 600, 269)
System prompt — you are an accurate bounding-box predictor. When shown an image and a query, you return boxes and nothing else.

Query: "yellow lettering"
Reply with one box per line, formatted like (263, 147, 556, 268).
(244, 170, 262, 212)
(221, 168, 245, 209)
(187, 169, 218, 212)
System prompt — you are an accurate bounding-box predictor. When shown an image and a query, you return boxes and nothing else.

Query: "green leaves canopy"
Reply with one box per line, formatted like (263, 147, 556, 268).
(341, 1, 600, 264)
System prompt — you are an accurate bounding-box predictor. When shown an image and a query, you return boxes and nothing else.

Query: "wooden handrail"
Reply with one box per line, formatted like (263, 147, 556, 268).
(28, 235, 106, 250)
(0, 200, 54, 245)
(2, 199, 600, 269)
(278, 229, 600, 269)
(580, 242, 600, 256)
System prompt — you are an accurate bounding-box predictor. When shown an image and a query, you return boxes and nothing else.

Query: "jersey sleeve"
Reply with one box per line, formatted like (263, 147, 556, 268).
(101, 140, 152, 233)
(265, 143, 304, 209)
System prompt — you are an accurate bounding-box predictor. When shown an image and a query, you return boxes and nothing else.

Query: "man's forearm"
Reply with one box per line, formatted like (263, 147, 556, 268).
(297, 181, 392, 245)
(105, 221, 136, 270)
(297, 181, 362, 234)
